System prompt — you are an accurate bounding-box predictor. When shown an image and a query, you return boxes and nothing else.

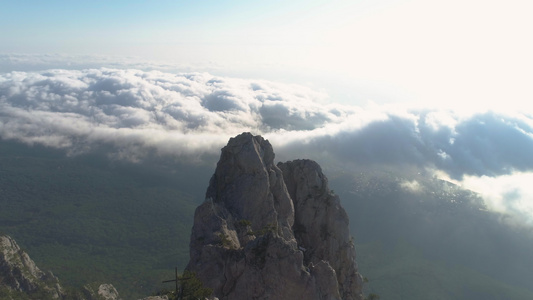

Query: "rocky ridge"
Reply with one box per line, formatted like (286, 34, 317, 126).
(0, 235, 120, 300)
(186, 132, 363, 300)
(0, 235, 64, 299)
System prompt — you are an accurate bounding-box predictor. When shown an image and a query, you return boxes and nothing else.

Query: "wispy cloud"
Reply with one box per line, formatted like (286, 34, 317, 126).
(461, 172, 533, 227)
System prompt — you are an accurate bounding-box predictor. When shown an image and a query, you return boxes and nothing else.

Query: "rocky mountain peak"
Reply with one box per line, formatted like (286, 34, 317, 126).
(186, 133, 363, 300)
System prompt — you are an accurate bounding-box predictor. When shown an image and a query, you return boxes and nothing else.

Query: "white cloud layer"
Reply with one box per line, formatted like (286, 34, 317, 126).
(0, 68, 336, 160)
(2, 68, 533, 222)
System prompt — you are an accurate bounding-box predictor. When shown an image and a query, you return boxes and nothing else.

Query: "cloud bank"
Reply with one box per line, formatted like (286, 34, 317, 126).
(2, 68, 533, 174)
(2, 68, 533, 221)
(0, 68, 337, 161)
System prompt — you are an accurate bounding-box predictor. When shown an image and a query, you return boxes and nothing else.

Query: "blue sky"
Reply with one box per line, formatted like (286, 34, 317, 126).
(1, 0, 337, 49)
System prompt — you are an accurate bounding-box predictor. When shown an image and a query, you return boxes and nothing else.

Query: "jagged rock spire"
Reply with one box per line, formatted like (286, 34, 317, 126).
(186, 133, 363, 300)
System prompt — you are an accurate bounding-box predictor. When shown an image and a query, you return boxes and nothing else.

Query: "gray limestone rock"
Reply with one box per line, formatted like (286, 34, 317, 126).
(0, 235, 121, 300)
(81, 283, 122, 300)
(186, 133, 363, 300)
(278, 159, 363, 300)
(97, 283, 120, 300)
(0, 235, 64, 299)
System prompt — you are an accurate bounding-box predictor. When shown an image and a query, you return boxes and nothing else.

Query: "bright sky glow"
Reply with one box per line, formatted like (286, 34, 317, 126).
(2, 0, 532, 110)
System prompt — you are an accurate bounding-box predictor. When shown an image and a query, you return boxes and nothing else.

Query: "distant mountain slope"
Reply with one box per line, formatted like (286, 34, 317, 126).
(330, 167, 533, 299)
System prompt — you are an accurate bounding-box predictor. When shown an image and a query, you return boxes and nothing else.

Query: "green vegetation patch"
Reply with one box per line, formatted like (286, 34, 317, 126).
(357, 240, 533, 300)
(0, 140, 211, 298)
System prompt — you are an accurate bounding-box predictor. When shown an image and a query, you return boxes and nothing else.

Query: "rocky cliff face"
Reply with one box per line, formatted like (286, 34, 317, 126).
(278, 160, 362, 300)
(186, 133, 363, 300)
(0, 235, 63, 299)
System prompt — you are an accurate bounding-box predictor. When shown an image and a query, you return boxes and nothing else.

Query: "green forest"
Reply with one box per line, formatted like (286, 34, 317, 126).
(0, 140, 210, 298)
(2, 139, 533, 299)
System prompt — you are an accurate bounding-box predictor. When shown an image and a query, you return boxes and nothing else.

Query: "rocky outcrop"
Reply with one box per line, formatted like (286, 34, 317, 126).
(80, 283, 120, 300)
(138, 296, 169, 300)
(97, 284, 119, 300)
(186, 133, 363, 300)
(0, 235, 121, 300)
(0, 235, 64, 299)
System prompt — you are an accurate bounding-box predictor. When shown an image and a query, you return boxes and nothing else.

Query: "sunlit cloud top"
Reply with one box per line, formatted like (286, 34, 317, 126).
(1, 68, 533, 176)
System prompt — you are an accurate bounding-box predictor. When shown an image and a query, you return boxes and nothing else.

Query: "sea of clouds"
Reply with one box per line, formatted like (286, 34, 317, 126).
(2, 67, 533, 224)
